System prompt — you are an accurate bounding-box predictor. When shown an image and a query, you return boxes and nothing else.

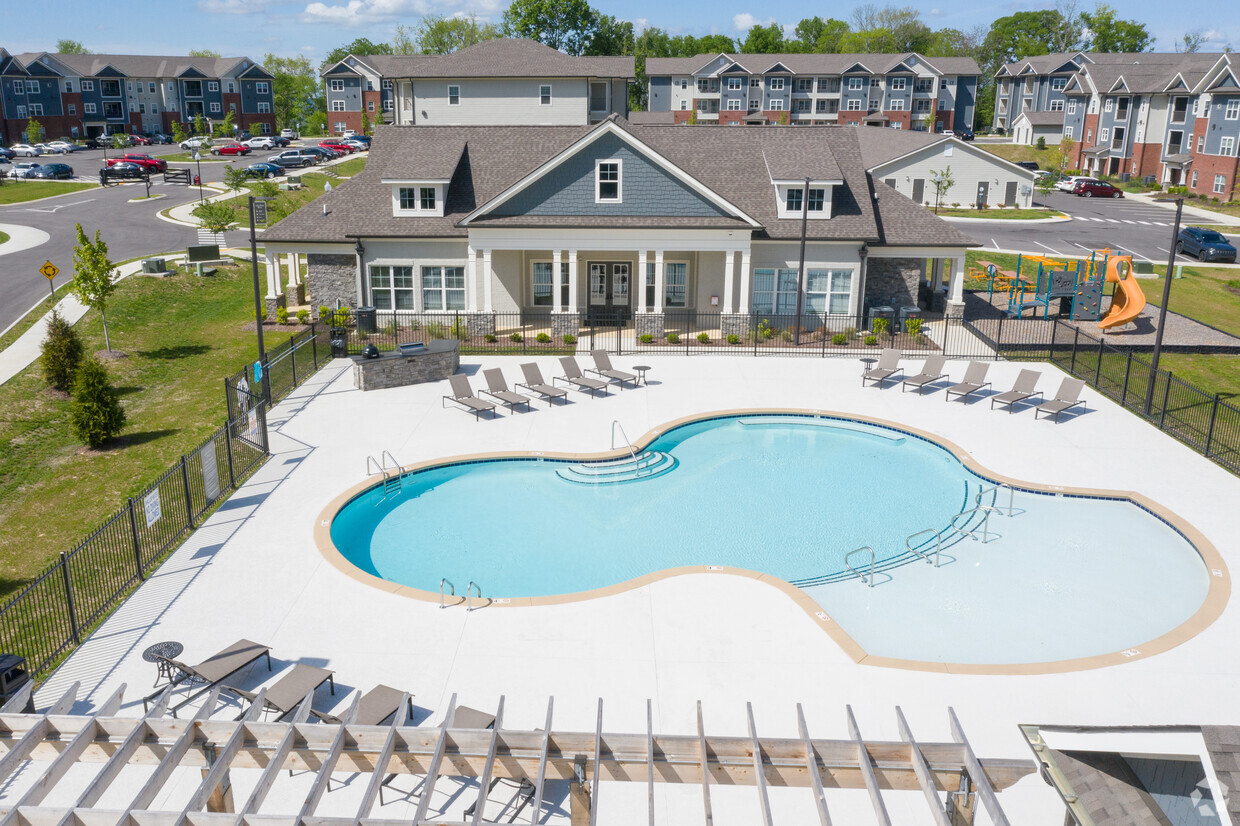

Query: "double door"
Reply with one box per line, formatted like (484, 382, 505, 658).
(588, 263, 631, 322)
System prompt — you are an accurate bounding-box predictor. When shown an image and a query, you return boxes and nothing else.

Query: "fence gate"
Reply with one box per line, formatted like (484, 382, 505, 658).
(224, 373, 268, 454)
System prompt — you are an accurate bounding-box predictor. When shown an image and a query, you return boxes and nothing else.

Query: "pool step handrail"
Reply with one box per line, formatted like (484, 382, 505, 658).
(906, 529, 942, 567)
(366, 450, 402, 501)
(975, 482, 1016, 517)
(440, 578, 455, 609)
(844, 546, 876, 587)
(466, 581, 482, 611)
(611, 420, 638, 462)
(951, 506, 1002, 543)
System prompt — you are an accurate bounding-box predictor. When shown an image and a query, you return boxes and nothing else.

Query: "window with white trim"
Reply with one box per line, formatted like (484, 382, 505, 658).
(369, 265, 414, 310)
(67, 103, 76, 115)
(768, 77, 785, 91)
(681, 100, 688, 110)
(367, 100, 375, 112)
(64, 80, 73, 92)
(890, 77, 906, 91)
(847, 77, 863, 90)
(422, 266, 465, 311)
(785, 188, 803, 212)
(15, 105, 25, 118)
(727, 99, 741, 110)
(1064, 125, 1073, 138)
(448, 85, 460, 105)
(807, 188, 825, 211)
(366, 80, 374, 91)
(1088, 98, 1098, 114)
(209, 102, 221, 113)
(1068, 100, 1077, 114)
(890, 99, 905, 111)
(330, 79, 345, 92)
(1223, 137, 1236, 156)
(1191, 170, 1199, 187)
(540, 84, 551, 105)
(663, 262, 687, 307)
(226, 81, 234, 93)
(82, 80, 94, 92)
(532, 261, 570, 307)
(208, 81, 219, 92)
(727, 77, 742, 90)
(382, 80, 393, 89)
(261, 122, 271, 134)
(596, 160, 620, 202)
(84, 103, 96, 114)
(258, 101, 271, 113)
(846, 99, 862, 111)
(331, 100, 345, 111)
(1049, 99, 1064, 111)
(752, 268, 798, 314)
(1214, 174, 1227, 194)
(1227, 99, 1240, 120)
(1051, 77, 1067, 90)
(1198, 135, 1205, 152)
(382, 98, 393, 111)
(25, 80, 39, 93)
(750, 78, 760, 87)
(334, 121, 346, 132)
(770, 99, 784, 111)
(796, 78, 812, 92)
(806, 269, 852, 314)
(28, 103, 42, 116)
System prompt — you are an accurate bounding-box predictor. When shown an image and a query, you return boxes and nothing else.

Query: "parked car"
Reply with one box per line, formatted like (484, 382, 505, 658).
(280, 128, 299, 139)
(85, 135, 116, 150)
(26, 162, 74, 180)
(10, 162, 42, 178)
(237, 131, 253, 141)
(10, 144, 42, 157)
(954, 129, 975, 141)
(1177, 227, 1237, 263)
(179, 136, 212, 150)
(1073, 179, 1123, 198)
(319, 140, 354, 154)
(130, 134, 153, 146)
(40, 142, 76, 154)
(296, 147, 331, 162)
(243, 136, 275, 150)
(270, 150, 314, 168)
(1055, 175, 1095, 192)
(105, 153, 167, 172)
(269, 135, 291, 147)
(0, 147, 14, 161)
(147, 133, 173, 144)
(101, 161, 145, 180)
(243, 161, 284, 178)
(210, 143, 251, 156)
(341, 139, 368, 151)
(1015, 161, 1040, 171)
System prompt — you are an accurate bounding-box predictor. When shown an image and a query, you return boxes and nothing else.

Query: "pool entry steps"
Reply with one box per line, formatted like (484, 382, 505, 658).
(366, 450, 402, 502)
(556, 450, 677, 484)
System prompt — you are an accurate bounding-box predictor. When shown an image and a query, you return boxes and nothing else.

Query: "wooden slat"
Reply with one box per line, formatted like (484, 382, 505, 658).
(0, 683, 79, 785)
(0, 683, 32, 713)
(529, 698, 553, 826)
(695, 702, 713, 826)
(589, 699, 603, 826)
(746, 703, 774, 826)
(411, 694, 456, 826)
(948, 708, 1010, 826)
(297, 692, 361, 822)
(796, 704, 832, 826)
(352, 722, 398, 825)
(237, 690, 315, 820)
(124, 688, 222, 818)
(71, 689, 173, 813)
(646, 700, 655, 826)
(896, 707, 952, 826)
(176, 689, 268, 826)
(470, 698, 506, 826)
(846, 705, 891, 826)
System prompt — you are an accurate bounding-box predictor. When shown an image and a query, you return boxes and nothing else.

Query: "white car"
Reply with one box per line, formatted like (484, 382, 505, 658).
(44, 141, 79, 153)
(280, 128, 298, 139)
(1055, 175, 1095, 192)
(10, 162, 42, 178)
(10, 143, 42, 157)
(243, 136, 275, 149)
(179, 137, 212, 150)
(341, 139, 367, 151)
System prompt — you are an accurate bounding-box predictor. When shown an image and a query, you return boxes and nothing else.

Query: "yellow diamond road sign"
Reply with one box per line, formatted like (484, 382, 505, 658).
(40, 261, 59, 280)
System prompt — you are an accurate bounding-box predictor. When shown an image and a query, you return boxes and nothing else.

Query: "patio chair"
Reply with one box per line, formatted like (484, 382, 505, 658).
(862, 348, 902, 387)
(587, 350, 638, 388)
(1034, 377, 1088, 422)
(148, 638, 272, 716)
(380, 703, 500, 805)
(442, 374, 496, 420)
(555, 356, 609, 397)
(313, 684, 413, 726)
(990, 369, 1044, 413)
(226, 663, 335, 721)
(945, 362, 992, 403)
(479, 368, 532, 413)
(516, 362, 568, 406)
(901, 354, 948, 394)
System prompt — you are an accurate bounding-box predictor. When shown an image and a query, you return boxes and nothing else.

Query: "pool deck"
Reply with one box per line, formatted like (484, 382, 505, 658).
(29, 353, 1240, 825)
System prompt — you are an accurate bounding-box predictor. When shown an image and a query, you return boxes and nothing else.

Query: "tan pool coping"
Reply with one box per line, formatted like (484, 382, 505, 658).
(313, 408, 1229, 676)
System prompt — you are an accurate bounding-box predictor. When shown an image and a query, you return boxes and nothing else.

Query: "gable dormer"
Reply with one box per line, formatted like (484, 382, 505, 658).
(384, 178, 449, 217)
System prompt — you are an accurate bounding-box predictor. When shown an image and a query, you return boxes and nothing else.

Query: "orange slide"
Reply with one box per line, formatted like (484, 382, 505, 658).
(1098, 255, 1146, 330)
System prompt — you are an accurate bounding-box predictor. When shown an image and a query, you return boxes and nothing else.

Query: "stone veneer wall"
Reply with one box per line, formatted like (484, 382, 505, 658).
(352, 347, 460, 392)
(307, 254, 356, 313)
(865, 259, 923, 309)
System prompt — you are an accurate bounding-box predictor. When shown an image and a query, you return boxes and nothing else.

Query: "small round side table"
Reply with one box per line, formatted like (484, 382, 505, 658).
(142, 641, 184, 687)
(632, 365, 651, 386)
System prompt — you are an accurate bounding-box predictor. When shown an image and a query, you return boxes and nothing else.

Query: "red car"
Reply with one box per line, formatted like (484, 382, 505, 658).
(105, 153, 167, 172)
(131, 135, 153, 146)
(210, 143, 251, 156)
(1073, 179, 1124, 198)
(319, 140, 354, 154)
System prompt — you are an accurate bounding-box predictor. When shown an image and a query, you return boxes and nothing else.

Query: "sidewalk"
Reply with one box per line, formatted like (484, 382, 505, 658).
(1124, 190, 1240, 227)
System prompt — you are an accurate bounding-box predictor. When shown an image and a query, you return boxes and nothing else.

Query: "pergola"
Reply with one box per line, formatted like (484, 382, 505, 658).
(0, 683, 1034, 826)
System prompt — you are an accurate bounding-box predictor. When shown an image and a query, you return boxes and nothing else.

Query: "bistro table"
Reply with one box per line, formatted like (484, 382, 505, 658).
(142, 641, 184, 687)
(859, 357, 877, 377)
(632, 365, 652, 386)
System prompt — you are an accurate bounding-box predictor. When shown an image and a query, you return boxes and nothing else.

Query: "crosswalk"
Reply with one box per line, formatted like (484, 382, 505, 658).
(196, 228, 226, 246)
(1074, 215, 1172, 226)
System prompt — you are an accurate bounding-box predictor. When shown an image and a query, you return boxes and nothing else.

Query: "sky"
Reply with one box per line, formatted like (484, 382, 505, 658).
(2, 0, 1234, 63)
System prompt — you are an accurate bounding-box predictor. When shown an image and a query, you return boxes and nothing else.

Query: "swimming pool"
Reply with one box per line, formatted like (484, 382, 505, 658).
(325, 413, 1221, 670)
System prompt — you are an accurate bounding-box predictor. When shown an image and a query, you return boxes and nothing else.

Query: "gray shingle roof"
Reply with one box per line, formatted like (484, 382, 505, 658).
(360, 39, 633, 79)
(854, 128, 944, 168)
(17, 52, 261, 79)
(627, 111, 674, 125)
(646, 52, 979, 77)
(1014, 111, 1066, 126)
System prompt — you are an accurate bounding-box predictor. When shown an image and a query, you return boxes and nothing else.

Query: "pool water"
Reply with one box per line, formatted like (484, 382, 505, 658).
(329, 415, 1211, 665)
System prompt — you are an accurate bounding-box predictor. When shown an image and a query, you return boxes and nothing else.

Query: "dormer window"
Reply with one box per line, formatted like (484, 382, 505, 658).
(596, 160, 621, 202)
(785, 188, 803, 212)
(390, 182, 446, 217)
(776, 183, 834, 218)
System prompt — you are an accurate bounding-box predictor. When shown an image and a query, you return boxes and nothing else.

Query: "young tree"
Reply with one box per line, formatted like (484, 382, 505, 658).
(188, 49, 221, 58)
(1035, 172, 1056, 204)
(193, 113, 207, 137)
(1178, 30, 1206, 53)
(171, 120, 186, 145)
(212, 110, 235, 138)
(71, 224, 119, 353)
(1057, 136, 1077, 171)
(40, 309, 84, 393)
(360, 109, 371, 135)
(1079, 3, 1153, 52)
(223, 165, 249, 193)
(56, 39, 90, 54)
(929, 166, 955, 214)
(502, 0, 600, 55)
(26, 118, 43, 145)
(192, 200, 239, 235)
(69, 357, 126, 447)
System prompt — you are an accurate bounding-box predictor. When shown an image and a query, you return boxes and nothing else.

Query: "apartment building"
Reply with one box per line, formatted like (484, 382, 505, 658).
(997, 51, 1240, 200)
(321, 39, 633, 134)
(644, 52, 979, 132)
(0, 48, 275, 143)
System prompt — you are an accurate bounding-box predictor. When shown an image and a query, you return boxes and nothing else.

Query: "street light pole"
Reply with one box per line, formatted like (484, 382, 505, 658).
(193, 150, 204, 202)
(248, 196, 271, 404)
(793, 176, 809, 346)
(1145, 196, 1184, 415)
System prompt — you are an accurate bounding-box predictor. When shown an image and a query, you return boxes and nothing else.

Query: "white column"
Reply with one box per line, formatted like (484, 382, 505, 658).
(949, 256, 965, 304)
(264, 252, 279, 299)
(464, 246, 477, 311)
(738, 250, 752, 313)
(483, 249, 493, 313)
(654, 250, 665, 313)
(282, 253, 294, 287)
(552, 249, 563, 313)
(723, 249, 736, 314)
(637, 250, 648, 313)
(567, 251, 578, 313)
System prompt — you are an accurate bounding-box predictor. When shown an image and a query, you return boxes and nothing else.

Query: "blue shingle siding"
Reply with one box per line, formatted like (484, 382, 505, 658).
(648, 77, 671, 112)
(486, 133, 730, 218)
(1205, 94, 1240, 154)
(955, 77, 975, 129)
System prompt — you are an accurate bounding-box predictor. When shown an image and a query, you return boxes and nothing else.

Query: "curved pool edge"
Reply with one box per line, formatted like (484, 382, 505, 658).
(312, 407, 1231, 676)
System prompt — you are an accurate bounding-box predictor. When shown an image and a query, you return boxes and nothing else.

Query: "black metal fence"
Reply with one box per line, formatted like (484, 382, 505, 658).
(0, 327, 329, 682)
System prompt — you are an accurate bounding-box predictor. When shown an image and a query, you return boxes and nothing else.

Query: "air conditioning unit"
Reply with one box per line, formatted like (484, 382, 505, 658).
(141, 258, 166, 274)
(1142, 175, 1156, 185)
(1118, 172, 1131, 182)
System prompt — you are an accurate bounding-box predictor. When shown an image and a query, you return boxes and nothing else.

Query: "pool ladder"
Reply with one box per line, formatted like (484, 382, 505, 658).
(366, 450, 401, 502)
(440, 578, 484, 610)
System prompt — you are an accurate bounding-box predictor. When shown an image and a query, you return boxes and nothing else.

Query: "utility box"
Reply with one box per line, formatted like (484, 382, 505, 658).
(0, 654, 32, 712)
(141, 258, 166, 274)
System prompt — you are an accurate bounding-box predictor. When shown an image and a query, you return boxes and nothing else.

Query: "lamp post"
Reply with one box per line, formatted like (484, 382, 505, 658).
(249, 195, 273, 404)
(1146, 196, 1184, 415)
(192, 150, 204, 202)
(793, 175, 810, 346)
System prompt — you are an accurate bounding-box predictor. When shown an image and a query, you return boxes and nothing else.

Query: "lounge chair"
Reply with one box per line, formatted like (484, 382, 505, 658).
(516, 362, 568, 406)
(901, 354, 948, 394)
(588, 350, 638, 388)
(479, 368, 532, 413)
(945, 362, 992, 403)
(443, 374, 496, 420)
(1035, 377, 1087, 422)
(990, 369, 1044, 413)
(227, 663, 335, 721)
(380, 703, 499, 805)
(862, 349, 902, 387)
(147, 638, 272, 715)
(556, 356, 609, 397)
(313, 684, 413, 726)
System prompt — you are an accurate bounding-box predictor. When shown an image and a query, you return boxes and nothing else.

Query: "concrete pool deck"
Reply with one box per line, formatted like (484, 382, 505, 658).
(30, 353, 1240, 824)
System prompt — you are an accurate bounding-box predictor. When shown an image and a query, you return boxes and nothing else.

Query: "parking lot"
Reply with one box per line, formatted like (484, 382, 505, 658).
(2, 138, 311, 183)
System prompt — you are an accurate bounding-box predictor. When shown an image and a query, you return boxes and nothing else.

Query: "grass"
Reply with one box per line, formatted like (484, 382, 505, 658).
(974, 142, 1061, 170)
(161, 152, 234, 163)
(1176, 198, 1240, 220)
(0, 181, 97, 205)
(0, 262, 266, 599)
(328, 156, 367, 177)
(936, 208, 1065, 219)
(0, 283, 78, 351)
(1156, 353, 1240, 400)
(1135, 266, 1240, 337)
(0, 231, 9, 245)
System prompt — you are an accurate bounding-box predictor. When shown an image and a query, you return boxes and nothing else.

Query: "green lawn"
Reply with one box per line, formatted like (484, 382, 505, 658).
(0, 283, 77, 353)
(937, 208, 1065, 219)
(0, 231, 9, 245)
(0, 262, 267, 599)
(974, 142, 1059, 170)
(329, 156, 367, 177)
(162, 152, 233, 163)
(0, 181, 97, 205)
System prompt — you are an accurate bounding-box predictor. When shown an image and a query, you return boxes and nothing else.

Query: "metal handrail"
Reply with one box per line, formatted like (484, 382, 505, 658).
(366, 454, 383, 476)
(844, 546, 876, 587)
(440, 578, 455, 609)
(906, 528, 942, 567)
(381, 450, 399, 472)
(975, 482, 1016, 517)
(611, 420, 637, 461)
(951, 506, 1002, 543)
(466, 581, 482, 611)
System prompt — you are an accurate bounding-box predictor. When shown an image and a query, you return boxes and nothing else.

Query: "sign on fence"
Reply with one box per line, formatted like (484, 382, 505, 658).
(143, 489, 162, 528)
(243, 408, 261, 450)
(200, 440, 220, 503)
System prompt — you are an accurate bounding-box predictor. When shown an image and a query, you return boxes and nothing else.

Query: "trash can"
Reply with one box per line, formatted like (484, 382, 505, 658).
(356, 306, 377, 334)
(330, 327, 348, 358)
(0, 654, 32, 712)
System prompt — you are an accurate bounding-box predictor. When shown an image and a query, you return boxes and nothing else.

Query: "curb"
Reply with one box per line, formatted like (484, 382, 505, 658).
(127, 194, 168, 203)
(0, 183, 102, 209)
(942, 214, 1070, 225)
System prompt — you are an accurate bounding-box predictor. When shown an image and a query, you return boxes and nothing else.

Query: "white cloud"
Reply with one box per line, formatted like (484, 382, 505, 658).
(199, 0, 274, 13)
(732, 12, 777, 32)
(301, 0, 503, 24)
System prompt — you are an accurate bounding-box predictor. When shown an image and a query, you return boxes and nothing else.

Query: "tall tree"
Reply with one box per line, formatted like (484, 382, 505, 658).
(265, 54, 319, 132)
(1048, 0, 1086, 52)
(70, 225, 119, 353)
(793, 17, 850, 53)
(188, 49, 221, 58)
(502, 0, 600, 56)
(740, 23, 784, 54)
(675, 34, 735, 55)
(392, 24, 416, 55)
(55, 40, 89, 54)
(415, 14, 501, 54)
(586, 15, 634, 56)
(320, 38, 391, 71)
(1177, 30, 1206, 53)
(1080, 4, 1153, 53)
(980, 11, 1067, 75)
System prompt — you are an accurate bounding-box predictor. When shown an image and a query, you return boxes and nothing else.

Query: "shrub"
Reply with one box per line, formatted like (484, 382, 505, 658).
(864, 334, 878, 346)
(639, 333, 654, 344)
(536, 332, 552, 344)
(318, 305, 332, 322)
(562, 334, 577, 345)
(904, 317, 922, 336)
(40, 309, 84, 392)
(726, 334, 740, 345)
(950, 202, 960, 209)
(509, 332, 524, 343)
(696, 332, 710, 344)
(69, 357, 126, 447)
(275, 306, 289, 325)
(425, 322, 446, 339)
(297, 309, 309, 324)
(484, 333, 497, 343)
(333, 308, 349, 327)
(831, 333, 848, 346)
(872, 317, 890, 337)
(756, 318, 774, 340)
(1036, 136, 1047, 150)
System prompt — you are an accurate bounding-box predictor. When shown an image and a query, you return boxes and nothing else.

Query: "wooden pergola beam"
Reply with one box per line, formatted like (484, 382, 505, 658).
(796, 704, 832, 826)
(896, 707, 952, 826)
(846, 704, 892, 826)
